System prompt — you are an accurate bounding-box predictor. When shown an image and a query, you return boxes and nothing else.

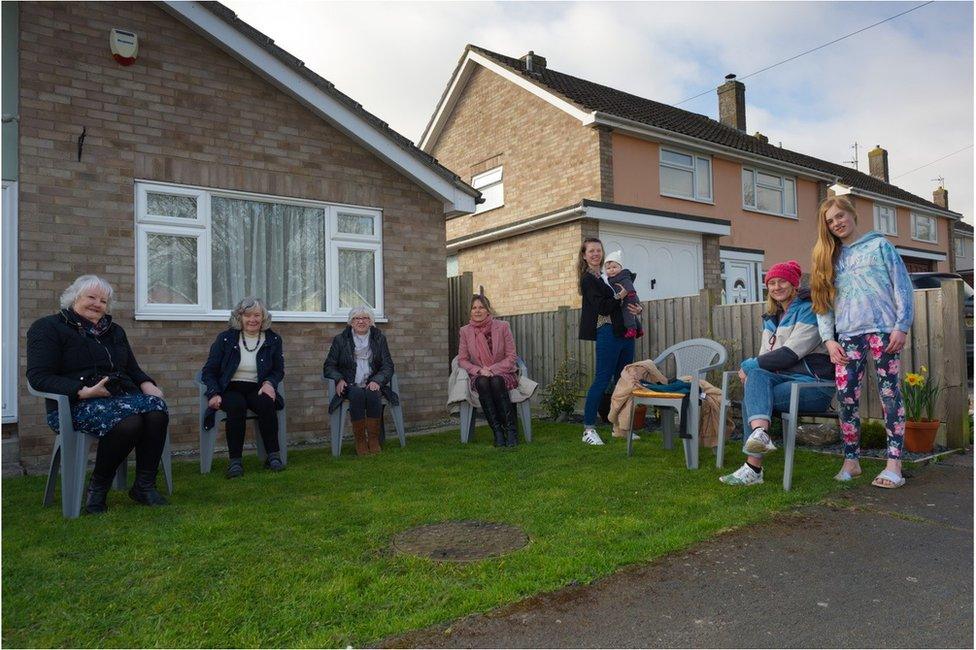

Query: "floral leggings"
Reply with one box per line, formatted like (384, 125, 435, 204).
(835, 332, 906, 460)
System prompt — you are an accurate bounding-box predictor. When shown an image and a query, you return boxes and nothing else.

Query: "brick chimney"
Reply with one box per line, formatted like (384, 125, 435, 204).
(718, 74, 746, 131)
(933, 185, 948, 209)
(519, 51, 547, 73)
(868, 145, 889, 183)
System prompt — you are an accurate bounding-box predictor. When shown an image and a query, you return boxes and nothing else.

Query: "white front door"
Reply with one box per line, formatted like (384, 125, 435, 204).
(720, 250, 763, 304)
(600, 226, 703, 301)
(724, 260, 756, 303)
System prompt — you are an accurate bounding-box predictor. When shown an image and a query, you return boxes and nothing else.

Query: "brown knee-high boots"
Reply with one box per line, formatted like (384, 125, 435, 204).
(365, 417, 382, 454)
(351, 419, 369, 456)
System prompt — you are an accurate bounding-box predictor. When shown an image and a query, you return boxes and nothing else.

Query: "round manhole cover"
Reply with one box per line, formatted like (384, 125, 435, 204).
(392, 521, 529, 562)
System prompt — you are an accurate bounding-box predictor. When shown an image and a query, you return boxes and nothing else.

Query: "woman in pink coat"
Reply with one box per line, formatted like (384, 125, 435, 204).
(457, 292, 519, 448)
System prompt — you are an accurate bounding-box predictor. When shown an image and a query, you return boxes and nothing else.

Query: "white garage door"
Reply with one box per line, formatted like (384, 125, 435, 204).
(600, 225, 703, 301)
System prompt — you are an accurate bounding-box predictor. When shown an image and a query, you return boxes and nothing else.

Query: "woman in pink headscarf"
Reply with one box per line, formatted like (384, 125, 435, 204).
(457, 292, 519, 448)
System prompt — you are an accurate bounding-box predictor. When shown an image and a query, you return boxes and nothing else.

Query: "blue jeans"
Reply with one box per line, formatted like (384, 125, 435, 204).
(583, 324, 635, 427)
(741, 367, 833, 451)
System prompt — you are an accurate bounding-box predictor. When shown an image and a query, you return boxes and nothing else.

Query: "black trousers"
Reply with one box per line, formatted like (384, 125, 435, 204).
(345, 384, 382, 420)
(92, 411, 168, 481)
(474, 375, 514, 416)
(221, 381, 279, 459)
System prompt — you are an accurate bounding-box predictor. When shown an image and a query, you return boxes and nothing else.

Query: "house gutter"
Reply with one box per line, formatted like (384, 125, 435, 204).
(447, 204, 585, 253)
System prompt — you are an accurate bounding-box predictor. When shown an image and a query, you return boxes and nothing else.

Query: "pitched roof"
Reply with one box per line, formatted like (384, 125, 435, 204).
(162, 2, 478, 210)
(465, 44, 956, 216)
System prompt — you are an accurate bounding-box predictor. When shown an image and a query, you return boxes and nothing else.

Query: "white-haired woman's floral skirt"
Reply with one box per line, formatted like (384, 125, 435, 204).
(46, 394, 168, 437)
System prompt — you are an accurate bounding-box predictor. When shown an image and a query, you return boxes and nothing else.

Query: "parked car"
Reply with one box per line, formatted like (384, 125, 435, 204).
(910, 273, 973, 376)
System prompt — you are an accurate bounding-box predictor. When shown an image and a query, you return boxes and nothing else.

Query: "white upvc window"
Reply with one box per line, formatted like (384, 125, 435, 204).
(472, 166, 503, 214)
(741, 167, 796, 217)
(955, 238, 965, 259)
(660, 148, 712, 202)
(135, 181, 384, 321)
(874, 203, 898, 235)
(911, 212, 937, 243)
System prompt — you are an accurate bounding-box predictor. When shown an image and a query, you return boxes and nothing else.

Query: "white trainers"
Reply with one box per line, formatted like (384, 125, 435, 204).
(743, 428, 776, 455)
(582, 429, 605, 446)
(719, 463, 764, 486)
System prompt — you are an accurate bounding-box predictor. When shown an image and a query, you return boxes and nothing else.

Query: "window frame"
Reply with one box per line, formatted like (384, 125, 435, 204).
(659, 147, 713, 203)
(472, 166, 503, 214)
(873, 203, 898, 236)
(134, 181, 385, 322)
(910, 212, 937, 244)
(955, 238, 965, 259)
(741, 166, 797, 218)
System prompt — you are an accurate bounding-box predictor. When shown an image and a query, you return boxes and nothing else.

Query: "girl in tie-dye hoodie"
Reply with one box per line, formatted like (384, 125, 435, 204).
(811, 196, 914, 489)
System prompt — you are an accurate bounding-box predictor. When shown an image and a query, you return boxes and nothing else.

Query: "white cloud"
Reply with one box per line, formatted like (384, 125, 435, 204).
(222, 0, 973, 224)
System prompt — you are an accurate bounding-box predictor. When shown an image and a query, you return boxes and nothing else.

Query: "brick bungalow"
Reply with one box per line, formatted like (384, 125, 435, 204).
(1, 2, 478, 471)
(421, 46, 963, 313)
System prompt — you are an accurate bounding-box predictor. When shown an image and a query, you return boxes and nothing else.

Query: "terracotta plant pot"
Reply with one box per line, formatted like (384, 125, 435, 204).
(633, 405, 647, 429)
(904, 419, 940, 453)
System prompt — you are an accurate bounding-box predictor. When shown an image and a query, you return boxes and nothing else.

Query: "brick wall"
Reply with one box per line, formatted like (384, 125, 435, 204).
(456, 221, 587, 315)
(702, 234, 722, 294)
(15, 2, 449, 468)
(432, 65, 603, 242)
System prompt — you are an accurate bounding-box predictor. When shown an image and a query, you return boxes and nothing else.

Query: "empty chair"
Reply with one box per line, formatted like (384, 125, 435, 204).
(624, 338, 728, 469)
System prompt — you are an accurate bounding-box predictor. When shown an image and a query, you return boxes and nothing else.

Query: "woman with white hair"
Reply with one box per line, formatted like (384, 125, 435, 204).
(323, 306, 397, 455)
(26, 274, 168, 514)
(200, 297, 285, 478)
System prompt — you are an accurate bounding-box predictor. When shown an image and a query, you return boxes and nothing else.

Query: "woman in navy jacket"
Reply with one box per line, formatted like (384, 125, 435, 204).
(201, 297, 284, 478)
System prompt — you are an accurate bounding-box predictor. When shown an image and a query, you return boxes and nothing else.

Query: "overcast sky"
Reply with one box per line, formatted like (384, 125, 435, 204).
(224, 0, 974, 225)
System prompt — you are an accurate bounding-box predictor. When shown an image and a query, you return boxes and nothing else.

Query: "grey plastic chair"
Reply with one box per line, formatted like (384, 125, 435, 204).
(28, 384, 174, 519)
(195, 371, 288, 473)
(717, 370, 836, 490)
(453, 356, 533, 444)
(625, 338, 727, 469)
(324, 373, 406, 457)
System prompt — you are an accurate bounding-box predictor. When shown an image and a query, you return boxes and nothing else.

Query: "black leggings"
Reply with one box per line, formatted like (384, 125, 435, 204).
(474, 375, 513, 415)
(92, 410, 168, 481)
(346, 384, 382, 420)
(221, 381, 279, 459)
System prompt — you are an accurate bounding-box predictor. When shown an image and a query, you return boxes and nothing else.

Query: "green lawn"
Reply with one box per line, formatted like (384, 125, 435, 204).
(2, 422, 866, 648)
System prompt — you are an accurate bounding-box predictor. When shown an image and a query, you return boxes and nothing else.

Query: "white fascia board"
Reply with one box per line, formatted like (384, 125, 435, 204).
(161, 2, 475, 215)
(590, 113, 835, 183)
(720, 249, 765, 263)
(421, 50, 592, 152)
(847, 187, 958, 220)
(895, 247, 947, 262)
(446, 205, 584, 253)
(584, 204, 731, 236)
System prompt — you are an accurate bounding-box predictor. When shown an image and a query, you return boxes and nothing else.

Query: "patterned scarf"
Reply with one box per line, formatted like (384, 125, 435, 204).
(468, 314, 495, 369)
(65, 309, 111, 338)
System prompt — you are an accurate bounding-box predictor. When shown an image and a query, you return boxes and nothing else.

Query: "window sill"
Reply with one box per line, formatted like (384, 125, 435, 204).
(474, 204, 505, 216)
(660, 193, 714, 205)
(911, 237, 938, 245)
(135, 311, 388, 323)
(742, 206, 798, 220)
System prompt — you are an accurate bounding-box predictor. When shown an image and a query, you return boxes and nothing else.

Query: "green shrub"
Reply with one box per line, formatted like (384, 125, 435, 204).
(859, 419, 887, 449)
(541, 356, 583, 420)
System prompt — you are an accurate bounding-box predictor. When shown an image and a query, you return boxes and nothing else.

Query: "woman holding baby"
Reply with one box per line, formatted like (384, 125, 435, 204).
(576, 238, 643, 446)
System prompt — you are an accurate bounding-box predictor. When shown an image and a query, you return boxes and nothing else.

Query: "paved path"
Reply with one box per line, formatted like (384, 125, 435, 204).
(387, 454, 973, 648)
